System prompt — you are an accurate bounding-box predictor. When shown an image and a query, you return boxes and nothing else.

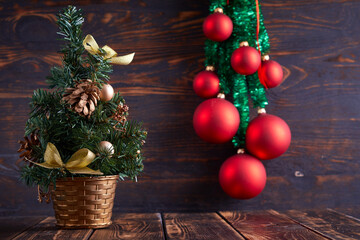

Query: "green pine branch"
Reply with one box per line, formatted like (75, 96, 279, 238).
(46, 5, 113, 89)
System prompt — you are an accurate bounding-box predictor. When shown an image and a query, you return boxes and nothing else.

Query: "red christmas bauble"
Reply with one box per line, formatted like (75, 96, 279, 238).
(203, 12, 233, 42)
(258, 60, 284, 88)
(193, 70, 220, 98)
(193, 98, 240, 144)
(219, 154, 266, 199)
(231, 46, 261, 75)
(246, 113, 291, 160)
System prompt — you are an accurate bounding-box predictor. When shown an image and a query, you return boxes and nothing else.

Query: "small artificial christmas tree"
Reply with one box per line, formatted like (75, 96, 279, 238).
(17, 6, 147, 197)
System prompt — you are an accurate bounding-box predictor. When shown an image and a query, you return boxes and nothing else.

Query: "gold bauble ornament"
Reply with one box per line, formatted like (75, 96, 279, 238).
(100, 84, 114, 102)
(99, 141, 114, 155)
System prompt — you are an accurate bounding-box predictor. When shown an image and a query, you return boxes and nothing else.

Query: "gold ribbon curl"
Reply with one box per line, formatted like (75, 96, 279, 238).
(33, 143, 103, 175)
(83, 34, 135, 65)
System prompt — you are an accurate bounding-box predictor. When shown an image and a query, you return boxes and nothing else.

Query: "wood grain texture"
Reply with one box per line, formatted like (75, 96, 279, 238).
(333, 208, 360, 219)
(3, 211, 360, 240)
(1, 169, 359, 216)
(0, 216, 45, 240)
(0, 0, 360, 213)
(12, 217, 93, 240)
(219, 210, 327, 240)
(285, 209, 360, 240)
(89, 213, 164, 240)
(163, 212, 244, 240)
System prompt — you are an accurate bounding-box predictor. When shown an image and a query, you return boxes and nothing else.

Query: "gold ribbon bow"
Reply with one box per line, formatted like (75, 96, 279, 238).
(83, 34, 135, 65)
(33, 143, 103, 175)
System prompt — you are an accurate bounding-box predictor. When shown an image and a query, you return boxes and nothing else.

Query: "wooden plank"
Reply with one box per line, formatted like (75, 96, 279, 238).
(12, 217, 93, 240)
(163, 212, 245, 240)
(286, 209, 360, 240)
(332, 208, 360, 219)
(0, 216, 45, 240)
(219, 210, 327, 240)
(89, 213, 164, 240)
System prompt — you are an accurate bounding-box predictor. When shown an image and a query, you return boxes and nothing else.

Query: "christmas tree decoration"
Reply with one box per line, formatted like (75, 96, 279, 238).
(193, 96, 240, 143)
(203, 8, 233, 42)
(193, 67, 220, 98)
(202, 0, 272, 149)
(32, 143, 103, 175)
(194, 0, 291, 199)
(17, 133, 40, 166)
(37, 185, 51, 203)
(246, 111, 291, 160)
(99, 141, 115, 155)
(62, 79, 100, 117)
(258, 56, 284, 88)
(83, 34, 135, 65)
(112, 102, 129, 126)
(219, 152, 266, 199)
(100, 83, 115, 101)
(231, 42, 261, 75)
(18, 6, 147, 228)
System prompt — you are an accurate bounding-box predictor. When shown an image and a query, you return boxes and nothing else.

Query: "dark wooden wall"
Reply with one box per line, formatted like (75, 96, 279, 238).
(0, 0, 359, 216)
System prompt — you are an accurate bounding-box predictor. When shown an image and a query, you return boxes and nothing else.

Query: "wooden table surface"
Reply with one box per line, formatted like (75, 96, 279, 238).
(1, 209, 359, 240)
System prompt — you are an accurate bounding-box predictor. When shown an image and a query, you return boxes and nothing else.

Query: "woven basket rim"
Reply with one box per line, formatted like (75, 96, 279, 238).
(55, 175, 118, 182)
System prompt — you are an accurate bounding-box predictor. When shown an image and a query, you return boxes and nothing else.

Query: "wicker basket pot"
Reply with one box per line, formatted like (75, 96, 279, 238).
(51, 175, 118, 229)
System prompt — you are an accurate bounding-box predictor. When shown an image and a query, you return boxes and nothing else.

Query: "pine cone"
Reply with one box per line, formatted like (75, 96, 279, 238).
(62, 79, 100, 117)
(17, 133, 40, 166)
(113, 102, 129, 126)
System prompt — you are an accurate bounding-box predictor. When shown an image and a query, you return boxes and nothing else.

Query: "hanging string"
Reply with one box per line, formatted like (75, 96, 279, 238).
(255, 0, 260, 55)
(255, 0, 267, 88)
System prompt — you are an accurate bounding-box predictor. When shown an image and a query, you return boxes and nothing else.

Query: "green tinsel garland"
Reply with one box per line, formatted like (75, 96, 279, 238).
(204, 0, 270, 148)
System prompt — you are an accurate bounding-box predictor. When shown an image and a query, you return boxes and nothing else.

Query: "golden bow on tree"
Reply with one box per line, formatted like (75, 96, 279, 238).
(33, 143, 103, 175)
(83, 34, 135, 65)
